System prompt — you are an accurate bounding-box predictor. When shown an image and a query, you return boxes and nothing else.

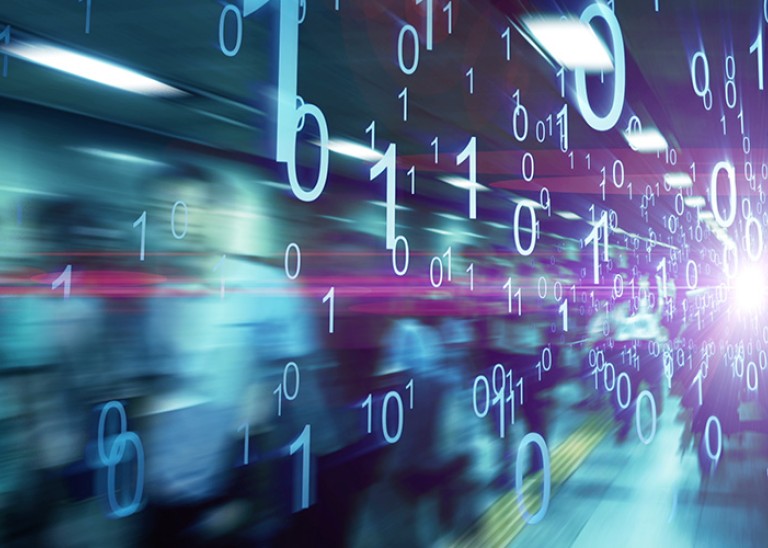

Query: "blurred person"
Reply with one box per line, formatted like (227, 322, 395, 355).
(484, 254, 551, 479)
(609, 275, 669, 442)
(133, 165, 336, 546)
(0, 198, 119, 546)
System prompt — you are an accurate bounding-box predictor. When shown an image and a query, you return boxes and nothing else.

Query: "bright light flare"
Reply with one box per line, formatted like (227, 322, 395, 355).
(4, 41, 184, 96)
(624, 128, 668, 152)
(327, 139, 383, 162)
(665, 173, 693, 189)
(521, 16, 614, 72)
(733, 266, 767, 312)
(440, 176, 490, 192)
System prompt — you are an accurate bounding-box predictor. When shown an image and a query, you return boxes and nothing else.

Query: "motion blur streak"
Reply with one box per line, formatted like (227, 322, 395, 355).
(1, 1, 768, 547)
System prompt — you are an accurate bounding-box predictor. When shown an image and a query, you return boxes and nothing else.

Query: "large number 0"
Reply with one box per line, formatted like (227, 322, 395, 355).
(228, 0, 329, 202)
(286, 103, 330, 202)
(710, 161, 736, 228)
(515, 433, 550, 524)
(574, 3, 626, 131)
(514, 200, 537, 256)
(97, 401, 144, 518)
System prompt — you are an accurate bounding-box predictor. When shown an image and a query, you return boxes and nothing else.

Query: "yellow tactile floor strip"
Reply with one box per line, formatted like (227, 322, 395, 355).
(454, 411, 614, 548)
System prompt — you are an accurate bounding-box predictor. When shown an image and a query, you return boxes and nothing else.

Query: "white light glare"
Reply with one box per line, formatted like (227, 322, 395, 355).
(665, 173, 693, 189)
(734, 266, 766, 312)
(683, 196, 706, 208)
(327, 139, 383, 162)
(624, 128, 668, 152)
(522, 16, 614, 72)
(555, 210, 581, 220)
(440, 176, 490, 192)
(4, 41, 184, 96)
(368, 200, 410, 211)
(72, 147, 165, 167)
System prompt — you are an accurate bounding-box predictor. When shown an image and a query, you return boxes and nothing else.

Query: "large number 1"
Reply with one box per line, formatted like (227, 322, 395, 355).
(225, 0, 329, 202)
(274, 0, 330, 202)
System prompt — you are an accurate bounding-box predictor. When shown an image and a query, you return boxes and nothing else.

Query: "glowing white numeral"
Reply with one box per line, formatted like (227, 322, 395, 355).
(171, 201, 188, 239)
(430, 257, 444, 288)
(747, 361, 759, 391)
(656, 257, 667, 300)
(285, 242, 301, 279)
(398, 87, 408, 121)
(522, 152, 534, 182)
(370, 143, 397, 249)
(574, 3, 625, 131)
(466, 67, 474, 94)
(398, 25, 420, 75)
(616, 372, 631, 409)
(365, 120, 375, 149)
(686, 259, 698, 289)
(515, 433, 550, 524)
(415, 0, 434, 50)
(556, 104, 568, 151)
(586, 214, 608, 284)
(323, 287, 335, 333)
(691, 50, 713, 110)
(559, 299, 569, 332)
(238, 423, 250, 465)
(710, 161, 736, 228)
(704, 415, 722, 464)
(751, 26, 764, 91)
(133, 211, 146, 261)
(52, 264, 72, 298)
(443, 246, 452, 281)
(635, 390, 657, 445)
(392, 235, 410, 276)
(502, 27, 511, 60)
(457, 137, 478, 219)
(514, 200, 537, 256)
(274, 361, 300, 416)
(382, 391, 404, 444)
(745, 216, 763, 261)
(289, 424, 311, 510)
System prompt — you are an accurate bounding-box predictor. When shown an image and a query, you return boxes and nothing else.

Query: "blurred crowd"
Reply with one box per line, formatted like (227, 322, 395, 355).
(0, 115, 766, 548)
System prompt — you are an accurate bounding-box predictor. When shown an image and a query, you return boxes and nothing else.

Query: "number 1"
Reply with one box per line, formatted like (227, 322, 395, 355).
(290, 424, 311, 510)
(52, 264, 72, 298)
(238, 424, 250, 465)
(457, 136, 478, 219)
(133, 211, 146, 261)
(559, 298, 569, 332)
(751, 26, 764, 91)
(370, 143, 397, 249)
(415, 0, 434, 50)
(323, 287, 335, 333)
